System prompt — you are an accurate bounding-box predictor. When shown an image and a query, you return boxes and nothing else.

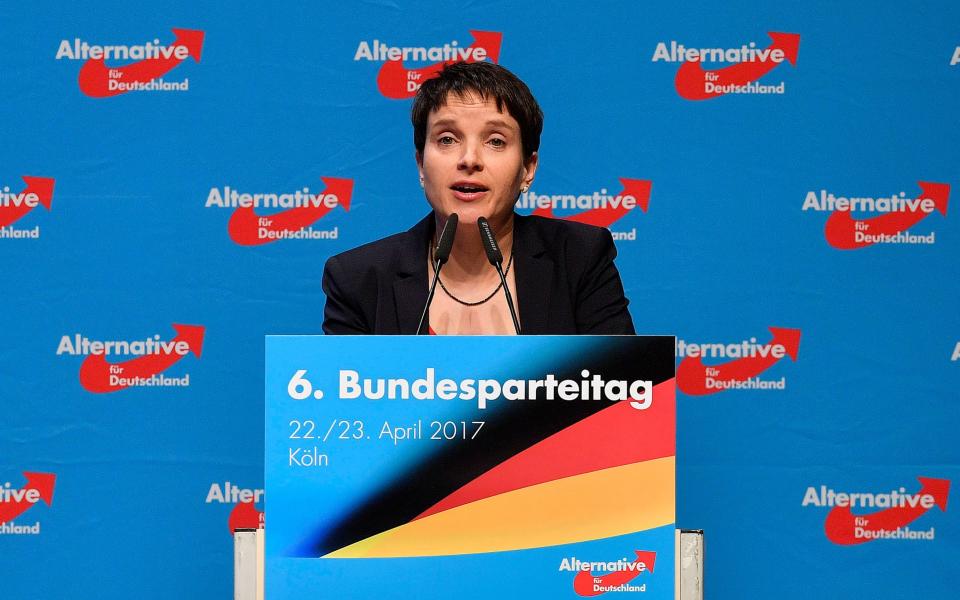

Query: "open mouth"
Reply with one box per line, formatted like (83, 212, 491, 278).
(451, 184, 489, 194)
(450, 182, 489, 202)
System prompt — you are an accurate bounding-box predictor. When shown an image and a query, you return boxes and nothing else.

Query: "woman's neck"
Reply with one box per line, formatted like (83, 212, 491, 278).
(434, 213, 514, 284)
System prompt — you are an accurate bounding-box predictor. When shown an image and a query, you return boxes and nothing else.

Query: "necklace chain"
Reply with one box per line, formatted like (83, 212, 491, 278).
(430, 243, 513, 307)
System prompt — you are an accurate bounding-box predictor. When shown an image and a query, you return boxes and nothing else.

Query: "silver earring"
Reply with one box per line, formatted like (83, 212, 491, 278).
(520, 186, 529, 194)
(419, 177, 425, 188)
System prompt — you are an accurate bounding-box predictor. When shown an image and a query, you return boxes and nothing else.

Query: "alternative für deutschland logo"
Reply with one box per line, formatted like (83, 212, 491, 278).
(56, 28, 204, 97)
(354, 30, 502, 99)
(653, 32, 800, 99)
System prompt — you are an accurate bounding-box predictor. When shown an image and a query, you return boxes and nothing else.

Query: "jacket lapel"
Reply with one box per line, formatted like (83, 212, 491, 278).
(392, 213, 552, 335)
(392, 214, 432, 334)
(513, 214, 553, 334)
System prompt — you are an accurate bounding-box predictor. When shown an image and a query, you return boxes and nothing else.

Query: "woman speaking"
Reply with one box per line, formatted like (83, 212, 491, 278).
(322, 61, 634, 335)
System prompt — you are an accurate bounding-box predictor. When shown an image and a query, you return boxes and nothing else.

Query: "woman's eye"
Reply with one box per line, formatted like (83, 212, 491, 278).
(438, 135, 456, 145)
(489, 138, 506, 148)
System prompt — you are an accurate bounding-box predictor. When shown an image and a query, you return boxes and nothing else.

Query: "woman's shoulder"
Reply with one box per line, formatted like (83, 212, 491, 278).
(324, 214, 431, 274)
(326, 230, 409, 269)
(514, 213, 615, 255)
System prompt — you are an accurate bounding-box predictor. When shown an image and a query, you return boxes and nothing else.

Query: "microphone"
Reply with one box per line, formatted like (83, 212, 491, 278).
(417, 213, 458, 334)
(477, 217, 521, 334)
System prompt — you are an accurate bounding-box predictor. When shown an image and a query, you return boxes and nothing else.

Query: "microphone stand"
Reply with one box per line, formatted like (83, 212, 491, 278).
(416, 213, 458, 335)
(417, 255, 443, 335)
(477, 217, 521, 334)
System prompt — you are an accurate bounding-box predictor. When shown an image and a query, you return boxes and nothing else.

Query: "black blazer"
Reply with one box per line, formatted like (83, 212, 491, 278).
(322, 213, 635, 335)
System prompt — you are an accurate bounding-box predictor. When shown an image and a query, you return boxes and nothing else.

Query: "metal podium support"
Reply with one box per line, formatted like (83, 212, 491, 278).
(234, 528, 264, 600)
(235, 528, 704, 599)
(678, 530, 705, 600)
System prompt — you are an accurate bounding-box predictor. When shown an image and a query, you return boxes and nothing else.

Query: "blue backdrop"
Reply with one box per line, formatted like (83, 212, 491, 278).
(1, 1, 958, 598)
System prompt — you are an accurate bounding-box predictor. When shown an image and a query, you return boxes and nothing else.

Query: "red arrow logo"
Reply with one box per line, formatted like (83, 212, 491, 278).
(0, 176, 55, 227)
(677, 327, 800, 396)
(674, 32, 800, 100)
(573, 551, 656, 596)
(78, 28, 204, 98)
(0, 472, 56, 523)
(532, 179, 651, 228)
(78, 324, 205, 393)
(824, 477, 950, 545)
(824, 182, 950, 249)
(226, 177, 353, 246)
(228, 500, 264, 534)
(376, 30, 502, 99)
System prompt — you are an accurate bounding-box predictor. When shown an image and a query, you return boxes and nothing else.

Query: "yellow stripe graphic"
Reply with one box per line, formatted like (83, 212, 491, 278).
(326, 456, 674, 558)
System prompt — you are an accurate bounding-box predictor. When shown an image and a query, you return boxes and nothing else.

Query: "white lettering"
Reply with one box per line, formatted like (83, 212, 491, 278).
(333, 369, 653, 411)
(651, 42, 671, 62)
(205, 483, 224, 503)
(801, 486, 821, 507)
(340, 370, 361, 399)
(651, 40, 786, 64)
(353, 39, 490, 63)
(55, 39, 74, 59)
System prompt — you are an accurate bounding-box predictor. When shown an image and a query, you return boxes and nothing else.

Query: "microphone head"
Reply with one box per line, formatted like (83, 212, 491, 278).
(434, 213, 458, 265)
(477, 217, 503, 265)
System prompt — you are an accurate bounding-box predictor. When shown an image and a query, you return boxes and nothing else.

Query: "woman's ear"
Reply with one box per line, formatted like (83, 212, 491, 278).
(522, 151, 539, 189)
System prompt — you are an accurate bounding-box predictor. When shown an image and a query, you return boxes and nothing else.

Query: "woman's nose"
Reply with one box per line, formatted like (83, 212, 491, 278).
(457, 141, 483, 172)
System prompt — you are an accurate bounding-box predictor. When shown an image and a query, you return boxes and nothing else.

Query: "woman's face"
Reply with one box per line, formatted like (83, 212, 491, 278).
(417, 92, 538, 230)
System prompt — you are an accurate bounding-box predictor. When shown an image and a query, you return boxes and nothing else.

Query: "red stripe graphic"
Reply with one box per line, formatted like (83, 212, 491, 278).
(78, 324, 204, 393)
(573, 551, 656, 597)
(227, 177, 353, 246)
(674, 32, 799, 100)
(0, 472, 56, 523)
(78, 28, 204, 98)
(824, 477, 950, 545)
(416, 379, 675, 520)
(533, 179, 651, 228)
(0, 176, 55, 227)
(376, 31, 502, 99)
(824, 182, 949, 249)
(677, 327, 800, 396)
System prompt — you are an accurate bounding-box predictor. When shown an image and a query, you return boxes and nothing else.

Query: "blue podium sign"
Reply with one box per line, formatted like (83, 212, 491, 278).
(266, 335, 675, 599)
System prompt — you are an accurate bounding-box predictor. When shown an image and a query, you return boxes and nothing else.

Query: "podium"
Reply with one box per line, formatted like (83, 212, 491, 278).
(259, 335, 681, 599)
(235, 529, 704, 600)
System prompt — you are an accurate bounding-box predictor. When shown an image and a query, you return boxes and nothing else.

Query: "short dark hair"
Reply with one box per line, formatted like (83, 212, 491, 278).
(412, 62, 544, 160)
